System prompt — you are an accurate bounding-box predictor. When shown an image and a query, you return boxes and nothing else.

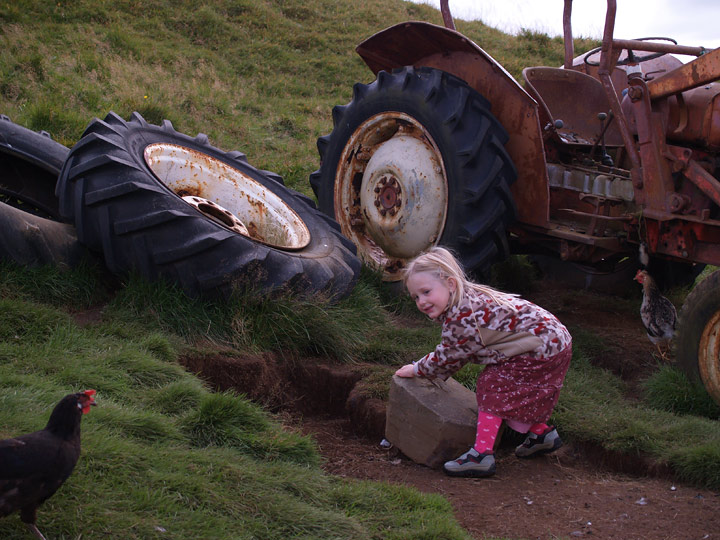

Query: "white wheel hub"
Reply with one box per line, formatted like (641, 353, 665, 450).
(359, 135, 447, 259)
(144, 143, 310, 250)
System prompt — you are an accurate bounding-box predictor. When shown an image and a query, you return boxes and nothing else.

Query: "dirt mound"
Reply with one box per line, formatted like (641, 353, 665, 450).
(179, 352, 386, 439)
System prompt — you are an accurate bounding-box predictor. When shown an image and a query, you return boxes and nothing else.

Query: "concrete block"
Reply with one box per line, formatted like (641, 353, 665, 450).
(385, 375, 478, 468)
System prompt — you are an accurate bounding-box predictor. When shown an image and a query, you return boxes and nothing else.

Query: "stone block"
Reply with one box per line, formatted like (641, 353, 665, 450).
(385, 375, 478, 468)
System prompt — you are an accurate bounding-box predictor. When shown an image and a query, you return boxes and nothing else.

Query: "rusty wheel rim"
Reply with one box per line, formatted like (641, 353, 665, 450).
(144, 143, 310, 250)
(698, 309, 720, 404)
(334, 112, 448, 281)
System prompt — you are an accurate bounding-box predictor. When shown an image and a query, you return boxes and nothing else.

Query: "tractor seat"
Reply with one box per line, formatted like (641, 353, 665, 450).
(522, 66, 623, 146)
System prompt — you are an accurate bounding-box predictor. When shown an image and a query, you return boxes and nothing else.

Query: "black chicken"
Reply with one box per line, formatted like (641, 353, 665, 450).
(634, 269, 677, 360)
(0, 390, 96, 540)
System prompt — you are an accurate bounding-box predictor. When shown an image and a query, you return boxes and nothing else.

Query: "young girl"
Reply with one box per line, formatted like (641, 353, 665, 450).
(395, 247, 572, 478)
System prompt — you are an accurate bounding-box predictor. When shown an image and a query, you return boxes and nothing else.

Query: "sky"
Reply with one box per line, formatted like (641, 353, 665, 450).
(411, 0, 720, 55)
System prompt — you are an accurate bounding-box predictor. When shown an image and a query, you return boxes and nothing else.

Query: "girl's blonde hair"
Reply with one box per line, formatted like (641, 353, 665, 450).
(402, 246, 518, 310)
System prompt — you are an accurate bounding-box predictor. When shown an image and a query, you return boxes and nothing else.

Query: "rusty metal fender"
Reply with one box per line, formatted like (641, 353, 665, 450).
(356, 21, 550, 227)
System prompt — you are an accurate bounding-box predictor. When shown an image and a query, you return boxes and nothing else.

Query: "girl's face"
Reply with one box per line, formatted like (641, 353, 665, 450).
(406, 271, 456, 320)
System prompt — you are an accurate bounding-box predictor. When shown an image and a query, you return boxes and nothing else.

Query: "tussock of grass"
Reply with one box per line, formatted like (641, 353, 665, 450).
(553, 345, 720, 489)
(93, 404, 184, 443)
(102, 273, 231, 343)
(0, 298, 72, 343)
(643, 365, 720, 419)
(356, 320, 439, 364)
(0, 260, 107, 308)
(146, 379, 206, 416)
(138, 332, 178, 363)
(104, 268, 388, 361)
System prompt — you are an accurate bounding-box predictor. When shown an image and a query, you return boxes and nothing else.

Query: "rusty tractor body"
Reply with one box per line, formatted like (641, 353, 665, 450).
(311, 0, 720, 402)
(355, 2, 720, 270)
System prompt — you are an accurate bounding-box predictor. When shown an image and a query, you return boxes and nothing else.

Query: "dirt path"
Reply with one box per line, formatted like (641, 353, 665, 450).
(302, 415, 718, 540)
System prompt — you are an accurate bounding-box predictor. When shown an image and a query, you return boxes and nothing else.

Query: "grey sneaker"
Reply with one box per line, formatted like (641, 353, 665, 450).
(443, 448, 496, 477)
(515, 426, 563, 458)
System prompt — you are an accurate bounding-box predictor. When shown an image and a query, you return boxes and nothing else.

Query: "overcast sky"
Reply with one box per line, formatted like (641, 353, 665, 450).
(411, 0, 720, 54)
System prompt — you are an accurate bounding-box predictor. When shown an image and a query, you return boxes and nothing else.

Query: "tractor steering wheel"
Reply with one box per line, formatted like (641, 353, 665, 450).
(583, 37, 678, 66)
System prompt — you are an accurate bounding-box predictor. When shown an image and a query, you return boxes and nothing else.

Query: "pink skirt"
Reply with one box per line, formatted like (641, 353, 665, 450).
(475, 346, 572, 424)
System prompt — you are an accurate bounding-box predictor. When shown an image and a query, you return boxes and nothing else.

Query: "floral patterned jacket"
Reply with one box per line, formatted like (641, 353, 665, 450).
(414, 291, 572, 380)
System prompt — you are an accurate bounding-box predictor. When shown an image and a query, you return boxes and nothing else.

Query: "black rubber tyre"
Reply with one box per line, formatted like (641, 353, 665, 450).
(310, 66, 517, 281)
(647, 258, 705, 291)
(0, 201, 89, 269)
(676, 269, 720, 405)
(530, 254, 639, 296)
(56, 111, 361, 299)
(0, 114, 68, 220)
(531, 254, 704, 296)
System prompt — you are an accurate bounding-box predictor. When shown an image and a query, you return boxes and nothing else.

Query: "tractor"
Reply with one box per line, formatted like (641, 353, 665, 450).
(309, 0, 720, 404)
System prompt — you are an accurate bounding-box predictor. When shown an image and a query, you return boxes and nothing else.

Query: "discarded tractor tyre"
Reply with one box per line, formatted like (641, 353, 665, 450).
(676, 269, 720, 405)
(57, 111, 361, 298)
(310, 66, 517, 282)
(0, 115, 92, 269)
(0, 201, 89, 269)
(0, 114, 68, 220)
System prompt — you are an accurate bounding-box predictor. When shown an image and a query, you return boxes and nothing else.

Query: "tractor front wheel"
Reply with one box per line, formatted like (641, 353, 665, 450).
(310, 66, 517, 282)
(676, 269, 720, 405)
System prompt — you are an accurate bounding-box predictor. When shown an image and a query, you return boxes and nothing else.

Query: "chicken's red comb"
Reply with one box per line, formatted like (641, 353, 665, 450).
(80, 389, 97, 414)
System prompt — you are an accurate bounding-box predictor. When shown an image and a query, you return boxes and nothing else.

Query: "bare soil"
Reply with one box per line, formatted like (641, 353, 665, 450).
(180, 281, 720, 540)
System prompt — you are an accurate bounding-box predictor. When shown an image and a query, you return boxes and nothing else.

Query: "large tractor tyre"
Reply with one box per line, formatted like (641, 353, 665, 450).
(56, 111, 361, 299)
(529, 255, 639, 297)
(676, 269, 720, 405)
(310, 66, 518, 282)
(647, 258, 705, 291)
(0, 116, 92, 269)
(0, 114, 68, 219)
(531, 255, 704, 296)
(0, 201, 90, 269)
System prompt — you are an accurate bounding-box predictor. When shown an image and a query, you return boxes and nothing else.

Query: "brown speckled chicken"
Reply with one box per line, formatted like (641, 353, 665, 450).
(634, 269, 677, 359)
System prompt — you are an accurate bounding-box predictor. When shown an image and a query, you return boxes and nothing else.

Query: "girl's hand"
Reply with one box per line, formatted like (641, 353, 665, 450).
(394, 364, 416, 377)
